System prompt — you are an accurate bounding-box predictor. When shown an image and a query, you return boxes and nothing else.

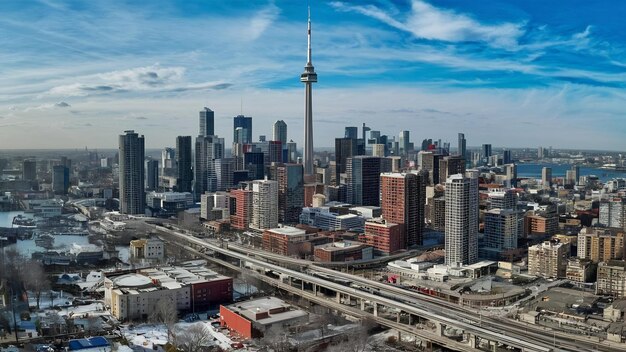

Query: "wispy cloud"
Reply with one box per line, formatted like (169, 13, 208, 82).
(330, 0, 525, 49)
(247, 2, 281, 40)
(43, 65, 232, 97)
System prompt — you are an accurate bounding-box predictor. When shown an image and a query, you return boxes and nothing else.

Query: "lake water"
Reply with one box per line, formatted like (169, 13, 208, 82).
(0, 211, 32, 228)
(516, 163, 626, 182)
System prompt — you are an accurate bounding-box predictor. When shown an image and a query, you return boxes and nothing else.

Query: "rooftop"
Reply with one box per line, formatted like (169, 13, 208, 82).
(224, 297, 308, 326)
(267, 226, 306, 236)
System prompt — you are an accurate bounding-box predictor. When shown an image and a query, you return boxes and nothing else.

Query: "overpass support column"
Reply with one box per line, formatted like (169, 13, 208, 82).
(490, 341, 497, 352)
(468, 334, 477, 349)
(396, 311, 401, 323)
(336, 291, 341, 303)
(313, 283, 317, 296)
(301, 280, 304, 291)
(373, 302, 378, 317)
(360, 299, 365, 311)
(434, 322, 442, 336)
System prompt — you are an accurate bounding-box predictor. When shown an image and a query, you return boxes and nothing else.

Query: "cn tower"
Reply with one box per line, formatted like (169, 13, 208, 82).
(301, 7, 317, 178)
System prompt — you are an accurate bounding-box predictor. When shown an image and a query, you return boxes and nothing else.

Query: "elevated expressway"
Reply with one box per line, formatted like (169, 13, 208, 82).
(156, 226, 623, 352)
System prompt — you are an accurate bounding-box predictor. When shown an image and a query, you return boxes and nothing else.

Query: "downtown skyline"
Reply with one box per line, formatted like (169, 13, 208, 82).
(1, 0, 626, 150)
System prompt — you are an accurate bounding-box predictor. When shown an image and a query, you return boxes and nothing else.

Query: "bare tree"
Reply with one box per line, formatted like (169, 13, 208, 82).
(150, 296, 179, 342)
(85, 315, 101, 335)
(174, 323, 212, 352)
(260, 325, 291, 352)
(325, 322, 372, 352)
(20, 259, 50, 310)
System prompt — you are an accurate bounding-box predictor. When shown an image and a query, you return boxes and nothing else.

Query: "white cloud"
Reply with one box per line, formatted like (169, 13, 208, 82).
(247, 2, 281, 41)
(331, 0, 525, 49)
(43, 65, 232, 97)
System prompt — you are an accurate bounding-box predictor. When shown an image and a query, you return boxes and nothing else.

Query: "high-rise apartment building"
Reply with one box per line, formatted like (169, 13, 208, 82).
(380, 172, 427, 247)
(233, 115, 253, 145)
(487, 189, 517, 210)
(577, 227, 625, 263)
(484, 209, 519, 251)
(176, 136, 193, 193)
(542, 167, 552, 189)
(119, 130, 145, 215)
(276, 164, 304, 224)
(346, 156, 391, 206)
(596, 261, 626, 298)
(52, 165, 69, 195)
(599, 197, 626, 229)
(528, 241, 569, 278)
(250, 179, 279, 230)
(146, 159, 159, 191)
(272, 120, 287, 145)
(200, 107, 215, 137)
(230, 188, 253, 230)
(444, 171, 479, 265)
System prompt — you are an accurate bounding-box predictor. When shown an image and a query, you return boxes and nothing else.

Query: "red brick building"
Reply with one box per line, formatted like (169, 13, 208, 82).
(262, 226, 330, 257)
(191, 276, 233, 312)
(314, 241, 373, 262)
(230, 188, 252, 230)
(220, 297, 308, 339)
(359, 219, 405, 255)
(380, 172, 426, 247)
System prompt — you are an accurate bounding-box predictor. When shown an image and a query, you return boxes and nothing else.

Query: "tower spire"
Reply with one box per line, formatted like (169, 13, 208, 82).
(301, 4, 317, 179)
(307, 6, 312, 65)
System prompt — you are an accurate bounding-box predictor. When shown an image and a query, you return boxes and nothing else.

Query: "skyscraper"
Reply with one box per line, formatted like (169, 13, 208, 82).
(119, 130, 145, 215)
(457, 133, 466, 158)
(438, 155, 466, 185)
(346, 156, 391, 206)
(176, 136, 193, 193)
(52, 165, 69, 195)
(276, 164, 304, 224)
(215, 158, 236, 191)
(234, 115, 253, 144)
(22, 159, 36, 181)
(542, 167, 552, 189)
(482, 144, 492, 160)
(161, 147, 176, 177)
(380, 171, 427, 247)
(146, 159, 159, 191)
(199, 107, 215, 137)
(335, 137, 357, 181)
(301, 8, 317, 178)
(399, 130, 410, 156)
(502, 150, 512, 164)
(273, 120, 287, 145)
(445, 170, 479, 265)
(345, 126, 358, 139)
(194, 135, 224, 198)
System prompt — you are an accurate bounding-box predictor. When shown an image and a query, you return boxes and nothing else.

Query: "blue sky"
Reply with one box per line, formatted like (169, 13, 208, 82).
(1, 0, 625, 150)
